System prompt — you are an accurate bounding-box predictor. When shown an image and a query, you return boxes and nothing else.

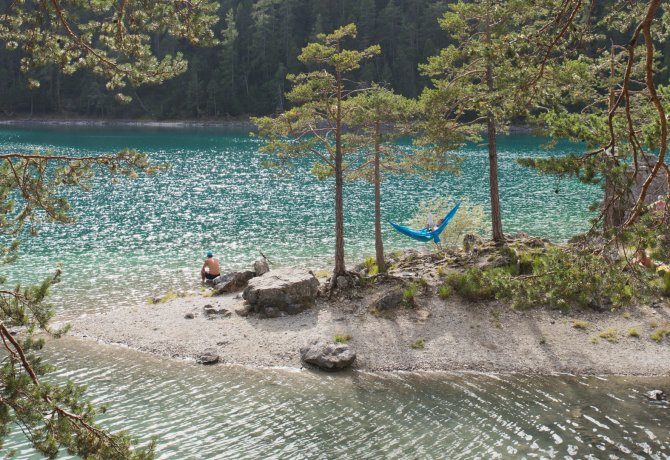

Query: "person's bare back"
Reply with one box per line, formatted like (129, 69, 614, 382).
(201, 251, 221, 281)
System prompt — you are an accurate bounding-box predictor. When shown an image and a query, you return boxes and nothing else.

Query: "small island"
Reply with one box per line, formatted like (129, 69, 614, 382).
(70, 234, 670, 376)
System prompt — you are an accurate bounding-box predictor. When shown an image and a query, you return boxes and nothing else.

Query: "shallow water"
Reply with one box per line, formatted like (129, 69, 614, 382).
(3, 340, 669, 459)
(0, 127, 599, 317)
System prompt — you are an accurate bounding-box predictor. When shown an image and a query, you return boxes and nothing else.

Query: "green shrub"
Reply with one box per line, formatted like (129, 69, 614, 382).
(444, 268, 498, 301)
(363, 256, 376, 270)
(403, 282, 418, 303)
(438, 284, 451, 299)
(410, 338, 425, 349)
(628, 327, 640, 338)
(663, 271, 670, 297)
(493, 248, 638, 310)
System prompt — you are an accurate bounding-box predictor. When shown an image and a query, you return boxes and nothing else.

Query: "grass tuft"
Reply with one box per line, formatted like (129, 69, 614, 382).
(403, 282, 418, 304)
(650, 326, 670, 343)
(438, 284, 451, 299)
(571, 320, 590, 329)
(410, 338, 425, 349)
(627, 327, 640, 338)
(334, 334, 352, 344)
(598, 327, 618, 343)
(148, 290, 182, 304)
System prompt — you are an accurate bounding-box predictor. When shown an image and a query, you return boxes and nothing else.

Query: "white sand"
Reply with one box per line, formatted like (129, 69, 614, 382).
(69, 284, 670, 375)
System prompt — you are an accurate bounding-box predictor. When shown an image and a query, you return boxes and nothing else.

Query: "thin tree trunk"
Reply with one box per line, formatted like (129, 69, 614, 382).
(332, 69, 346, 282)
(486, 114, 504, 242)
(485, 18, 504, 243)
(374, 120, 386, 272)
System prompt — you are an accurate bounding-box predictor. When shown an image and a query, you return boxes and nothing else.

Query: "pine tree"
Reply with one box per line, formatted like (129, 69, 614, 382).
(420, 0, 565, 242)
(253, 24, 380, 286)
(0, 1, 218, 456)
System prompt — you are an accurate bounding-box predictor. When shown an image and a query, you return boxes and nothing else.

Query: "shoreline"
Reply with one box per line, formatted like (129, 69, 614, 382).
(0, 117, 256, 130)
(0, 117, 537, 134)
(69, 284, 670, 377)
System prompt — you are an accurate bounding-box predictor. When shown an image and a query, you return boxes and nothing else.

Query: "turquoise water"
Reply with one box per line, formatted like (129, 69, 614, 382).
(2, 127, 669, 460)
(3, 340, 670, 459)
(0, 126, 599, 316)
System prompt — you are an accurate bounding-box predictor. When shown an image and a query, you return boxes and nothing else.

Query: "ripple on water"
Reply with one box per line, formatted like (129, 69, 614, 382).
(1, 341, 668, 459)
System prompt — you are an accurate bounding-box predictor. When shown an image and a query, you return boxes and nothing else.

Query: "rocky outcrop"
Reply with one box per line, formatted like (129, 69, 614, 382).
(254, 257, 270, 276)
(212, 271, 256, 293)
(243, 267, 319, 316)
(300, 339, 356, 371)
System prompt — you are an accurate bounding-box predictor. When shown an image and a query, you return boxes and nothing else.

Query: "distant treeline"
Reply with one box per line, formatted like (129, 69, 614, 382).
(0, 0, 455, 119)
(2, 0, 669, 120)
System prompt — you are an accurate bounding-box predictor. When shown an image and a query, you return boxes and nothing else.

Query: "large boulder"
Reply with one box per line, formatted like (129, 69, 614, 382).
(212, 271, 256, 293)
(243, 267, 319, 315)
(300, 339, 356, 371)
(254, 257, 270, 276)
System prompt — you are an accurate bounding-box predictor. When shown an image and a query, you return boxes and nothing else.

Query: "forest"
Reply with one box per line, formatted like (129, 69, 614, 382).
(1, 0, 668, 120)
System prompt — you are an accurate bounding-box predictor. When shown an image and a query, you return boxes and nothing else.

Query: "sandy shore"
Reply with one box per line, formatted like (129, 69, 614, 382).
(69, 282, 670, 375)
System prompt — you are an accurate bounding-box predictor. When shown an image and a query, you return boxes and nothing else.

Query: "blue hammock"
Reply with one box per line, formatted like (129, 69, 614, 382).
(390, 203, 460, 244)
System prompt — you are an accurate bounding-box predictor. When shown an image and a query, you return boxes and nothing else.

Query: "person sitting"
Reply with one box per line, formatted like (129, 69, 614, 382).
(201, 251, 221, 282)
(653, 195, 667, 214)
(633, 248, 654, 269)
(426, 212, 435, 231)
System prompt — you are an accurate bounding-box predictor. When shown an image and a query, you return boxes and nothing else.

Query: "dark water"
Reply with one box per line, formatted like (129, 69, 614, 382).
(0, 126, 599, 317)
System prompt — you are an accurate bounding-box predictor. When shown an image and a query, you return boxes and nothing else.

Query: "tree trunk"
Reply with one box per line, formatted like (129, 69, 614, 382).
(374, 120, 386, 272)
(332, 70, 346, 282)
(485, 13, 504, 243)
(486, 114, 504, 242)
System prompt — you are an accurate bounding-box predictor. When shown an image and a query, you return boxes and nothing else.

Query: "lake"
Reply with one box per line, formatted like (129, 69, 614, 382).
(3, 126, 667, 460)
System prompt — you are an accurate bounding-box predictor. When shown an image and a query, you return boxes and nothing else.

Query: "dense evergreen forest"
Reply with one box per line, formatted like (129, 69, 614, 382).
(0, 0, 458, 118)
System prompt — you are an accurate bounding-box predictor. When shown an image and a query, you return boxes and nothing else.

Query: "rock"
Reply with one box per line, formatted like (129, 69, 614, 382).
(203, 305, 232, 318)
(263, 307, 281, 318)
(336, 275, 353, 290)
(368, 289, 404, 312)
(196, 349, 219, 365)
(212, 271, 256, 293)
(203, 305, 218, 316)
(647, 390, 666, 401)
(254, 257, 270, 276)
(243, 267, 319, 316)
(300, 339, 356, 371)
(235, 305, 252, 317)
(184, 313, 195, 319)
